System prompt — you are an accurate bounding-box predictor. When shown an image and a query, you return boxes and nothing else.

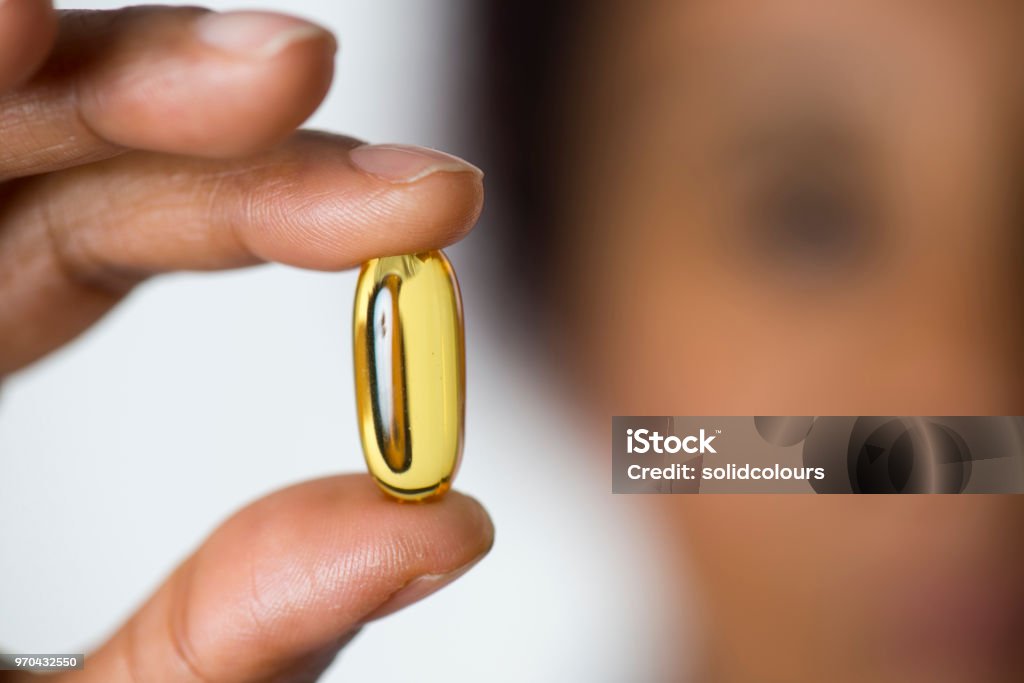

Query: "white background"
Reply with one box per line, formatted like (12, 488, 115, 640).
(0, 2, 680, 680)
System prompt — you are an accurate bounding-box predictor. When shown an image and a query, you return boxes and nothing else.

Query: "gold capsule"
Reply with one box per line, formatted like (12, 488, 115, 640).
(353, 250, 465, 501)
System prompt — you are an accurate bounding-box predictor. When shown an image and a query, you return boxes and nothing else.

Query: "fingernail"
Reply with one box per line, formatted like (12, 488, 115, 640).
(362, 556, 484, 622)
(196, 11, 333, 59)
(350, 144, 483, 184)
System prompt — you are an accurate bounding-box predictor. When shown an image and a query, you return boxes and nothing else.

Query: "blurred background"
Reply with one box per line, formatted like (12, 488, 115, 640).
(0, 1, 677, 681)
(7, 2, 1024, 681)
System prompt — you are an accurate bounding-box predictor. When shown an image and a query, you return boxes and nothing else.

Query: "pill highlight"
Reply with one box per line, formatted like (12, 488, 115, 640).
(353, 251, 465, 501)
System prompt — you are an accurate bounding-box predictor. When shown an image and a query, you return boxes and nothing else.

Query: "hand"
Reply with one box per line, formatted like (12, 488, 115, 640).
(0, 4, 492, 682)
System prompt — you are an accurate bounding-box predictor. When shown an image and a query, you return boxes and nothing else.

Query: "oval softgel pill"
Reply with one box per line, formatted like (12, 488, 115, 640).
(353, 251, 465, 501)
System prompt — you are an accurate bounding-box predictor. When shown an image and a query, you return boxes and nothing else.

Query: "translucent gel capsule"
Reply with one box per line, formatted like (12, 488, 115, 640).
(353, 251, 465, 501)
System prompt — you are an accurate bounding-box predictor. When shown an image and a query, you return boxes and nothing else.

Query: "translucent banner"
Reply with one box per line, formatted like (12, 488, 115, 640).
(611, 417, 1024, 493)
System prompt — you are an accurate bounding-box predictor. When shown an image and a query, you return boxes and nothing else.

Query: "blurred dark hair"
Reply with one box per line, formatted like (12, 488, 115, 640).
(477, 2, 584, 310)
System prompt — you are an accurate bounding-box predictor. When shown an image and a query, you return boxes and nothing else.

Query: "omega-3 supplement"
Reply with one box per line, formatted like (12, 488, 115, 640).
(353, 250, 465, 501)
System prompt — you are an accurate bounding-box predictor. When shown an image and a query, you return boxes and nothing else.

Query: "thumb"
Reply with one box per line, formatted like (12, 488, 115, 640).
(57, 475, 493, 683)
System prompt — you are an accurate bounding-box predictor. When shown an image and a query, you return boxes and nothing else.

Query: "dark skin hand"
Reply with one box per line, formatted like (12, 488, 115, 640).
(0, 3, 492, 682)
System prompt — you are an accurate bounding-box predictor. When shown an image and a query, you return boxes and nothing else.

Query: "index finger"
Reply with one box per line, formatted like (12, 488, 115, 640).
(0, 132, 484, 374)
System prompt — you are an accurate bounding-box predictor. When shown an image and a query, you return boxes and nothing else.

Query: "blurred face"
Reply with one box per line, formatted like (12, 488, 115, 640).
(556, 1, 1024, 681)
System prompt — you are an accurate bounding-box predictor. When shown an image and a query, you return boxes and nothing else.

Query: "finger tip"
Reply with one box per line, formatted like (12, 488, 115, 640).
(0, 0, 57, 91)
(435, 170, 487, 245)
(357, 479, 495, 562)
(365, 170, 486, 255)
(185, 11, 338, 155)
(330, 477, 496, 584)
(245, 474, 493, 566)
(233, 136, 484, 270)
(439, 488, 496, 555)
